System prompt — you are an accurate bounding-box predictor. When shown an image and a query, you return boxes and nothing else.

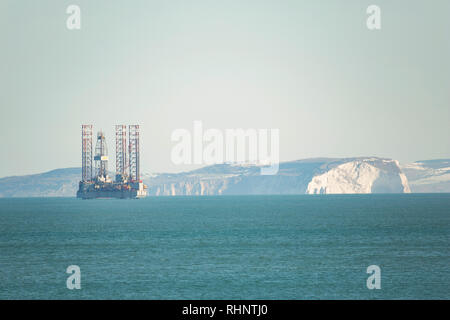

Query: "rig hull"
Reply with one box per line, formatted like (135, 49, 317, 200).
(76, 181, 147, 199)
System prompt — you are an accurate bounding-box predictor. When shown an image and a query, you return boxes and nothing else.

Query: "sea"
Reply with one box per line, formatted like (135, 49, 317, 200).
(0, 194, 449, 299)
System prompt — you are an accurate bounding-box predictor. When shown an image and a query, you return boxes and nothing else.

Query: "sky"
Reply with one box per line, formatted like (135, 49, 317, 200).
(0, 0, 449, 177)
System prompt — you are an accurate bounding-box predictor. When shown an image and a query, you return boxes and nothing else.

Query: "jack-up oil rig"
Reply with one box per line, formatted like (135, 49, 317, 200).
(77, 125, 147, 199)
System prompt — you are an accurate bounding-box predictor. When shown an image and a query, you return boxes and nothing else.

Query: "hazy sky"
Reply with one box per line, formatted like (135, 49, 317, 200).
(1, 0, 449, 177)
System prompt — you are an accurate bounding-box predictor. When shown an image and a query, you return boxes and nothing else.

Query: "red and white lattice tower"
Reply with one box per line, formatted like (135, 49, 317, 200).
(115, 125, 128, 179)
(128, 125, 140, 182)
(81, 125, 93, 182)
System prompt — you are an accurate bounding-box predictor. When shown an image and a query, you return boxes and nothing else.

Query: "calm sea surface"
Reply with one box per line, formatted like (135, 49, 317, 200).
(0, 194, 449, 299)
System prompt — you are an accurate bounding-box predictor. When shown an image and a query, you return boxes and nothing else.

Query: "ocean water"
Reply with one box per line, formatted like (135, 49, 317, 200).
(0, 194, 449, 300)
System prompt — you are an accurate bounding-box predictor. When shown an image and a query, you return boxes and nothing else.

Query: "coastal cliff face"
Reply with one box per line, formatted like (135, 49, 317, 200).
(145, 158, 411, 196)
(5, 157, 450, 197)
(306, 159, 411, 194)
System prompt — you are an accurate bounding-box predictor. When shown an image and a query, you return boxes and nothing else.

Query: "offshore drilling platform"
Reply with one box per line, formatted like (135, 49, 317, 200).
(76, 125, 147, 199)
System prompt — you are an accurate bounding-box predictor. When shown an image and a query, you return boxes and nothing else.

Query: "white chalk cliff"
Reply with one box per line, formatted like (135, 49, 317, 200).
(144, 157, 412, 195)
(306, 159, 411, 194)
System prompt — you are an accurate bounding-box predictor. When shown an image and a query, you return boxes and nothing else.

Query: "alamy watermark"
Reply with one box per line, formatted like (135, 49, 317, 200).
(366, 265, 381, 290)
(66, 5, 81, 30)
(367, 5, 381, 30)
(171, 121, 279, 175)
(65, 5, 380, 31)
(66, 265, 81, 290)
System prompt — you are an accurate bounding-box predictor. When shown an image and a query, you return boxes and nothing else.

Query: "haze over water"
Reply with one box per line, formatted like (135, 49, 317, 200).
(0, 194, 449, 299)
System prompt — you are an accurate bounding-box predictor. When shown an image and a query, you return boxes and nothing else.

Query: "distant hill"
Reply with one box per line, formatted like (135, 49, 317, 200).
(0, 168, 80, 197)
(1, 158, 449, 198)
(400, 159, 450, 193)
